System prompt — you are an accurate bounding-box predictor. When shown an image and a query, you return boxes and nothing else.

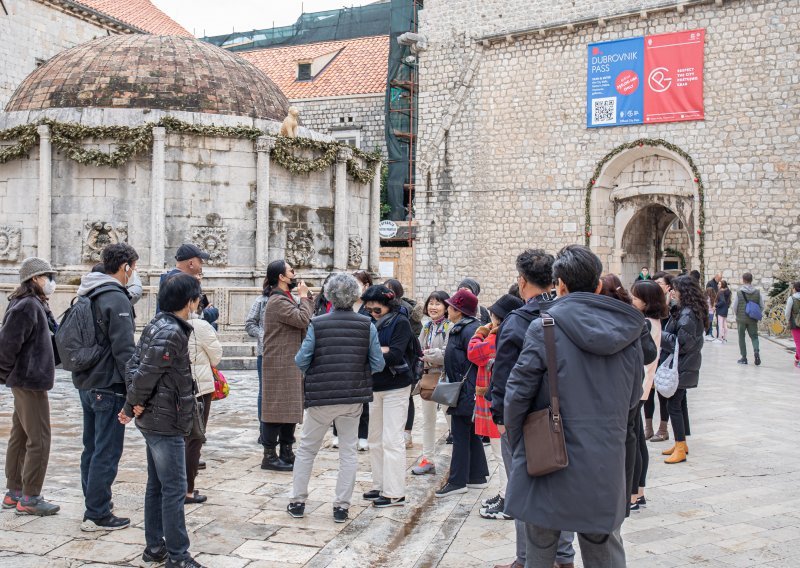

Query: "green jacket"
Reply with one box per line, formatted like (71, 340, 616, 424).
(733, 286, 763, 322)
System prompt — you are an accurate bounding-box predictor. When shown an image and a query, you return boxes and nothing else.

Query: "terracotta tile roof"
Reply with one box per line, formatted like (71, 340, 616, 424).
(239, 36, 389, 99)
(74, 0, 192, 36)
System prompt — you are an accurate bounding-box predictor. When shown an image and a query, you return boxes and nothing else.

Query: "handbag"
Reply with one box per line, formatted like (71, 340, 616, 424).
(522, 314, 569, 477)
(430, 378, 464, 407)
(654, 338, 680, 398)
(211, 367, 229, 401)
(418, 370, 441, 401)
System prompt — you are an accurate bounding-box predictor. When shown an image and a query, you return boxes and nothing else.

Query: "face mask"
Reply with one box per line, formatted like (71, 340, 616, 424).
(43, 279, 56, 297)
(288, 278, 298, 290)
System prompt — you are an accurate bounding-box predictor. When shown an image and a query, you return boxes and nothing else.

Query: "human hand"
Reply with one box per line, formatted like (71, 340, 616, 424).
(475, 386, 488, 397)
(498, 425, 506, 434)
(133, 405, 145, 417)
(298, 280, 309, 297)
(381, 346, 390, 354)
(118, 410, 132, 425)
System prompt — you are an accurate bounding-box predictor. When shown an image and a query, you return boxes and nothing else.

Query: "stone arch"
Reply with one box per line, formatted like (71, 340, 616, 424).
(585, 140, 705, 280)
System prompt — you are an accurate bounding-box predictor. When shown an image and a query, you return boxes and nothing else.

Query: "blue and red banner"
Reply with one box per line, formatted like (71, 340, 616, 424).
(587, 29, 705, 128)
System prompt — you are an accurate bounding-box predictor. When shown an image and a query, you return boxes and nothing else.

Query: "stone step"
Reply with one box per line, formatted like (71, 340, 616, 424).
(220, 342, 258, 357)
(218, 356, 258, 371)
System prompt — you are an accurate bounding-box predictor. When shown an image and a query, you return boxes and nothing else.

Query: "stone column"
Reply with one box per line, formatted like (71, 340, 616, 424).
(334, 147, 353, 270)
(369, 159, 382, 273)
(255, 136, 277, 269)
(149, 127, 166, 269)
(37, 125, 52, 258)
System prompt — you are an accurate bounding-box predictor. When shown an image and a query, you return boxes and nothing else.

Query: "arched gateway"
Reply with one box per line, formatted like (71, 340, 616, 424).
(587, 143, 703, 285)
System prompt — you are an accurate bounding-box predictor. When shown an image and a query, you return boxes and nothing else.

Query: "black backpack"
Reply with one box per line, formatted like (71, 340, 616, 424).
(55, 288, 111, 373)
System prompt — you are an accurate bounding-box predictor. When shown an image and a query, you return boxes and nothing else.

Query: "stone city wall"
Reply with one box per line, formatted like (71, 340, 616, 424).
(414, 0, 799, 299)
(0, 0, 112, 109)
(293, 94, 387, 156)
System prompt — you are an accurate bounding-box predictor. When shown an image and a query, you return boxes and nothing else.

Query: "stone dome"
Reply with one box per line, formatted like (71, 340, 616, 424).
(5, 35, 290, 120)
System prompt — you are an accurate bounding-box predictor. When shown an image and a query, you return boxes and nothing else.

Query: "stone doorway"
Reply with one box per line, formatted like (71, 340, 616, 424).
(588, 144, 700, 284)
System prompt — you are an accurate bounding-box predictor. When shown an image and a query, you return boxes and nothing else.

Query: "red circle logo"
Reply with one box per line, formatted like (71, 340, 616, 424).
(615, 70, 639, 96)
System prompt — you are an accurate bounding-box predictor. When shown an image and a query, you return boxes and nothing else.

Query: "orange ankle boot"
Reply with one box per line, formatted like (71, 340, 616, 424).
(662, 442, 689, 455)
(664, 441, 688, 464)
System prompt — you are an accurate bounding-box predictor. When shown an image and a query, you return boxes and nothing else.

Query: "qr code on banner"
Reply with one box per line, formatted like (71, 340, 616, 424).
(591, 96, 617, 125)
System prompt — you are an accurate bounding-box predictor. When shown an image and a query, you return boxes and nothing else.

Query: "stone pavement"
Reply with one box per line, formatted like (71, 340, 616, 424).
(0, 335, 798, 567)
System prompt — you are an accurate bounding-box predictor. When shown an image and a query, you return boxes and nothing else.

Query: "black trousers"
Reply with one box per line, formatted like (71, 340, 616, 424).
(262, 423, 296, 449)
(643, 387, 670, 423)
(632, 401, 649, 492)
(332, 403, 369, 439)
(667, 388, 690, 442)
(447, 415, 489, 487)
(405, 395, 415, 431)
(184, 393, 212, 494)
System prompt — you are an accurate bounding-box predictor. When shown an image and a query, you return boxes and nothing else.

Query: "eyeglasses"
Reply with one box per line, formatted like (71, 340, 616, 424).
(366, 307, 384, 315)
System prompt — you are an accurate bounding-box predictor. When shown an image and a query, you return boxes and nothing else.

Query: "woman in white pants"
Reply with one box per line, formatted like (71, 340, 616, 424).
(361, 285, 415, 508)
(412, 291, 451, 475)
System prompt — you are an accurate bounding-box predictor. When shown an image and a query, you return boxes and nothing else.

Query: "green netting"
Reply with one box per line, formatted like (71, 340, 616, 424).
(203, 3, 392, 51)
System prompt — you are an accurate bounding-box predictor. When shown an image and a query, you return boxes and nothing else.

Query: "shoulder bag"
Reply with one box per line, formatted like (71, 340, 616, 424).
(654, 338, 680, 398)
(431, 364, 473, 407)
(522, 313, 569, 477)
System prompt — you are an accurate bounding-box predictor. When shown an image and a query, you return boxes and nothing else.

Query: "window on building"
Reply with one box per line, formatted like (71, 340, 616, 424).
(297, 63, 312, 81)
(332, 130, 361, 149)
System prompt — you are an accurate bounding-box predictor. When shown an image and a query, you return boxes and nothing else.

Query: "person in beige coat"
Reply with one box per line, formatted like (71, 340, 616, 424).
(260, 260, 314, 471)
(185, 313, 223, 504)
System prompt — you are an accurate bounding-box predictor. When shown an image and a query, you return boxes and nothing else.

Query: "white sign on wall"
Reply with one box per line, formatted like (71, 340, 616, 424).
(379, 220, 399, 239)
(379, 261, 395, 278)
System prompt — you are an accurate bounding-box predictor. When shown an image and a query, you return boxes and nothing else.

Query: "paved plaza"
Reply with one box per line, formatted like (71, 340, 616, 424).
(0, 335, 798, 567)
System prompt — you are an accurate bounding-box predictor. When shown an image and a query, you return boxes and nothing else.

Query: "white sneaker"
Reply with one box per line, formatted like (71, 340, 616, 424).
(358, 438, 368, 451)
(331, 436, 339, 449)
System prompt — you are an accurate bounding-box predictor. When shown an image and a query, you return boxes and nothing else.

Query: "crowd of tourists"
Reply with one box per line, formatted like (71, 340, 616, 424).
(1, 239, 795, 568)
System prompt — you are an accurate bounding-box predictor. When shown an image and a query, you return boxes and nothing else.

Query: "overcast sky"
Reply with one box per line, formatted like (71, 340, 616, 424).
(152, 0, 376, 37)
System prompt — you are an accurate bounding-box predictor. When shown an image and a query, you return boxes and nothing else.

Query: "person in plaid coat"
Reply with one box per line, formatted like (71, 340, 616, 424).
(468, 294, 522, 520)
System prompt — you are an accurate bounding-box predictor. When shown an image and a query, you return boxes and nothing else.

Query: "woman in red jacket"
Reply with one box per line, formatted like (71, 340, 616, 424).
(467, 293, 523, 520)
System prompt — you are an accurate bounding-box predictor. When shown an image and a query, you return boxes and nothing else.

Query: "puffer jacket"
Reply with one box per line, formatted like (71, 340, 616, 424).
(124, 312, 196, 436)
(443, 315, 481, 417)
(660, 306, 704, 389)
(419, 318, 450, 377)
(188, 317, 223, 396)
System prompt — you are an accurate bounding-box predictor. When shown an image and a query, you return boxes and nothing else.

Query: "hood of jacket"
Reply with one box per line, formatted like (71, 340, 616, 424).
(792, 292, 800, 301)
(546, 292, 644, 356)
(740, 284, 756, 294)
(77, 272, 125, 297)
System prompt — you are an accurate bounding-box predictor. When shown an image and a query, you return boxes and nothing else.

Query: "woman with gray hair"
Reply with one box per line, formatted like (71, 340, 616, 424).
(289, 273, 385, 523)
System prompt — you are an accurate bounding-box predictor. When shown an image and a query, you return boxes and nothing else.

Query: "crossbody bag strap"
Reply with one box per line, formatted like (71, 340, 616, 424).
(540, 312, 562, 433)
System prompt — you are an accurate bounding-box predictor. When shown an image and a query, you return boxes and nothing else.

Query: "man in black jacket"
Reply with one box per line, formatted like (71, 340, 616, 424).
(73, 243, 138, 532)
(489, 249, 572, 568)
(288, 273, 385, 523)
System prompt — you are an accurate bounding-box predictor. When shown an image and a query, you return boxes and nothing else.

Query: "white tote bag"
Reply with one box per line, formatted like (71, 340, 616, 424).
(654, 339, 680, 398)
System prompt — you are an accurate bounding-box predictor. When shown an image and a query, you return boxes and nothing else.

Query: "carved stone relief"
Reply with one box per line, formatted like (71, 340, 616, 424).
(348, 236, 363, 268)
(82, 221, 128, 263)
(0, 225, 22, 262)
(286, 228, 315, 268)
(190, 226, 228, 266)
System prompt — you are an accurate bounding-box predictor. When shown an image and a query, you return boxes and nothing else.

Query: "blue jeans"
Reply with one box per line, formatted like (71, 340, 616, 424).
(257, 355, 268, 445)
(142, 432, 190, 563)
(79, 388, 126, 520)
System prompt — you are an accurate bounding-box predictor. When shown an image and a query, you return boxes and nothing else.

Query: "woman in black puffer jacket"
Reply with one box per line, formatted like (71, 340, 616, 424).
(120, 273, 203, 567)
(436, 289, 488, 497)
(660, 275, 706, 465)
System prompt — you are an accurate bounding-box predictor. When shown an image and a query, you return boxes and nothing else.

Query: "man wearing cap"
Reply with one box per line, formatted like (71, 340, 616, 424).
(73, 243, 140, 531)
(158, 244, 219, 327)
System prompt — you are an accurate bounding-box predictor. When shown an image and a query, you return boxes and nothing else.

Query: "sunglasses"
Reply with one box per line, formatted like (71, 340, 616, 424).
(366, 307, 384, 315)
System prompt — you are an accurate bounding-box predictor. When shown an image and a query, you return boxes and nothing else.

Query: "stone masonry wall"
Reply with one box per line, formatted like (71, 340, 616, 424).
(0, 0, 110, 109)
(414, 0, 799, 299)
(293, 95, 387, 156)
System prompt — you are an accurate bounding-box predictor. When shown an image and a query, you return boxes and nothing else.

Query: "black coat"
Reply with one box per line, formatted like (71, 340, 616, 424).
(373, 310, 414, 392)
(715, 288, 731, 318)
(489, 297, 545, 424)
(0, 296, 56, 391)
(124, 312, 196, 436)
(660, 306, 704, 389)
(504, 292, 644, 534)
(72, 283, 136, 391)
(443, 315, 481, 417)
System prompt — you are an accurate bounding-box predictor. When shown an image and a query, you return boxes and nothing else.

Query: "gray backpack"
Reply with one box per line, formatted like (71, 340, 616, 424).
(55, 289, 110, 372)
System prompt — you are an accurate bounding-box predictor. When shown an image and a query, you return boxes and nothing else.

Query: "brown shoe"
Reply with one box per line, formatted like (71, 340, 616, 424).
(649, 421, 670, 442)
(494, 562, 524, 568)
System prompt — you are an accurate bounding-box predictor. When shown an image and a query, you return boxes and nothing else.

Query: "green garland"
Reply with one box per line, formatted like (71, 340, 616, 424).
(0, 117, 381, 183)
(583, 138, 705, 279)
(663, 247, 687, 270)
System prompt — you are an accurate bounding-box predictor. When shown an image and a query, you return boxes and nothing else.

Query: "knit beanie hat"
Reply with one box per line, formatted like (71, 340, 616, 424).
(457, 278, 481, 296)
(19, 257, 55, 283)
(488, 294, 525, 321)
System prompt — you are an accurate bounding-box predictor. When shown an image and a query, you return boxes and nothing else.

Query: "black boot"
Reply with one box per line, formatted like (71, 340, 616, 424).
(261, 447, 293, 471)
(754, 351, 761, 366)
(279, 443, 295, 465)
